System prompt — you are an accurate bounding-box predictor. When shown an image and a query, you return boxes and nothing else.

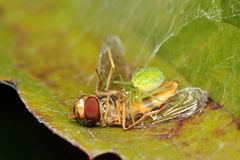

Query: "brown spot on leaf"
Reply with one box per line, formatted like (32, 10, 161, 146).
(152, 120, 187, 140)
(236, 122, 240, 130)
(229, 118, 240, 130)
(214, 128, 226, 137)
(180, 141, 189, 147)
(0, 6, 4, 18)
(31, 110, 52, 122)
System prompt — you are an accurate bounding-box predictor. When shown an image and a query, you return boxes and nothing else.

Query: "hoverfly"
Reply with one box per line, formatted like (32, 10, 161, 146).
(72, 36, 208, 130)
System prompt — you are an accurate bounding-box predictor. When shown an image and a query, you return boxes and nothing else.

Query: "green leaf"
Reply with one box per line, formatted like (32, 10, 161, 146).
(0, 0, 240, 159)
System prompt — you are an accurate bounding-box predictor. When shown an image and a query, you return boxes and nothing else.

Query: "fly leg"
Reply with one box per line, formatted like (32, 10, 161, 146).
(121, 101, 128, 130)
(105, 47, 115, 91)
(116, 93, 122, 125)
(123, 110, 160, 130)
(121, 95, 132, 129)
(103, 92, 111, 123)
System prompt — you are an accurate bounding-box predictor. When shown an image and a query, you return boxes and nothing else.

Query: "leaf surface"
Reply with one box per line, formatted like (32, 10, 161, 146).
(0, 0, 240, 159)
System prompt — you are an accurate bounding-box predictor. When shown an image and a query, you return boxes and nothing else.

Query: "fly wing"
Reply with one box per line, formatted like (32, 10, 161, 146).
(97, 36, 130, 91)
(139, 87, 208, 126)
(154, 87, 208, 123)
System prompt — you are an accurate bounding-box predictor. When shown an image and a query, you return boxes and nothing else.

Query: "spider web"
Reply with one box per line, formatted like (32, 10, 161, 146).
(72, 0, 240, 81)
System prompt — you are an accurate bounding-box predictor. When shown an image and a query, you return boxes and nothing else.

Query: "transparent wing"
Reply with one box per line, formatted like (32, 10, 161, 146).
(139, 87, 208, 126)
(97, 36, 130, 91)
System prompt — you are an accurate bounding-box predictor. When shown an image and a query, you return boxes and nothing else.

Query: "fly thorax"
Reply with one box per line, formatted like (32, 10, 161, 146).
(99, 94, 119, 126)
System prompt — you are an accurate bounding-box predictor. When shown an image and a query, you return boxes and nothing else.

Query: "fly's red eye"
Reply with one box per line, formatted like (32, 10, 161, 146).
(84, 97, 100, 123)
